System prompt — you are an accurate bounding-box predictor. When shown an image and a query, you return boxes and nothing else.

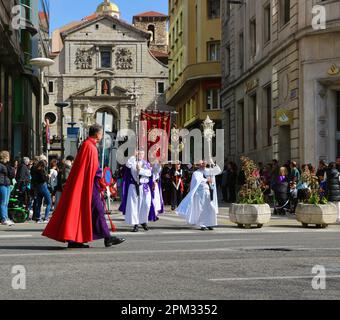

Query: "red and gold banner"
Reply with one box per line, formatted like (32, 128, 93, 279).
(140, 110, 171, 162)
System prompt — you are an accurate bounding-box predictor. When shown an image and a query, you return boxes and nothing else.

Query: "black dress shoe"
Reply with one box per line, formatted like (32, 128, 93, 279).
(207, 227, 214, 231)
(67, 242, 90, 249)
(104, 237, 126, 248)
(132, 225, 139, 232)
(141, 223, 149, 231)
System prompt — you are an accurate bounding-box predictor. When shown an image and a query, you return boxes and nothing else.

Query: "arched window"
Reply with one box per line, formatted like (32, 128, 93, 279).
(148, 24, 155, 42)
(101, 79, 110, 95)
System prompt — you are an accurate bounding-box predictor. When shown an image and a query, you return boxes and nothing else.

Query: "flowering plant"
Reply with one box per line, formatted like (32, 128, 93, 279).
(301, 170, 328, 205)
(238, 156, 265, 205)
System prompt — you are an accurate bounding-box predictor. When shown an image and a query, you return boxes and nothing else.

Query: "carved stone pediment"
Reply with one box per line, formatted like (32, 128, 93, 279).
(112, 85, 129, 97)
(94, 70, 116, 76)
(71, 86, 96, 97)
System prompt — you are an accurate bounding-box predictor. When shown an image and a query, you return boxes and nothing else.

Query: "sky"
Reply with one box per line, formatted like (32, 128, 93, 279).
(50, 0, 168, 32)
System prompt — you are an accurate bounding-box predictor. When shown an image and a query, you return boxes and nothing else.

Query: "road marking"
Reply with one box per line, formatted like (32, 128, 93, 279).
(209, 275, 340, 282)
(159, 231, 198, 235)
(0, 247, 236, 258)
(237, 246, 340, 252)
(0, 235, 33, 239)
(156, 216, 185, 222)
(158, 238, 261, 244)
(158, 215, 230, 222)
(241, 245, 303, 249)
(110, 232, 147, 236)
(211, 229, 340, 234)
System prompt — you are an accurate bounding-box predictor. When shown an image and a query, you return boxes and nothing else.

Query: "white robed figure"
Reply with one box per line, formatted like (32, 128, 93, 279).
(124, 150, 152, 232)
(176, 160, 221, 230)
(151, 161, 163, 217)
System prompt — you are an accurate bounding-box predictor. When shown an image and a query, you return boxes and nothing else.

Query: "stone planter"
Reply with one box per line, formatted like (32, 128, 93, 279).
(229, 204, 271, 229)
(295, 203, 337, 228)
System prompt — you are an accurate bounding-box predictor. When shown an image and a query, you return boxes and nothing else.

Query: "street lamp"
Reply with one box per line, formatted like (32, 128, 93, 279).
(55, 102, 69, 160)
(29, 57, 54, 155)
(126, 81, 143, 149)
(82, 106, 94, 139)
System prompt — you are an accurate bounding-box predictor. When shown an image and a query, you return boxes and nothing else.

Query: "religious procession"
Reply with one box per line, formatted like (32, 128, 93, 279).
(3, 117, 340, 250)
(2, 0, 340, 303)
(1, 119, 224, 248)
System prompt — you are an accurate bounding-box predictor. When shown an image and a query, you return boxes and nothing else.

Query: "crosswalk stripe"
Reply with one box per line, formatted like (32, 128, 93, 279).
(209, 275, 340, 282)
(158, 238, 261, 243)
(0, 247, 236, 258)
(0, 235, 33, 239)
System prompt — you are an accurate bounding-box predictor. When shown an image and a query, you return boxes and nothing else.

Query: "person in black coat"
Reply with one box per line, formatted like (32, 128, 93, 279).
(326, 162, 340, 202)
(16, 157, 31, 208)
(274, 167, 290, 215)
(326, 162, 340, 222)
(169, 163, 184, 210)
(226, 162, 238, 203)
(31, 160, 51, 222)
(161, 164, 172, 206)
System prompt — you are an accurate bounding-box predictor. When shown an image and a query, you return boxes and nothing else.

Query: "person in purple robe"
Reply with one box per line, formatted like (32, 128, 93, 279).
(88, 160, 127, 246)
(119, 150, 155, 232)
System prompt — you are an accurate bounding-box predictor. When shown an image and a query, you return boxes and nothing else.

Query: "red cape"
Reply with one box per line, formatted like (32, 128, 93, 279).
(42, 138, 99, 243)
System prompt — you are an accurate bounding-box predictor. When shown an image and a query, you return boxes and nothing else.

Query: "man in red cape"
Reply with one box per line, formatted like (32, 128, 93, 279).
(42, 124, 125, 248)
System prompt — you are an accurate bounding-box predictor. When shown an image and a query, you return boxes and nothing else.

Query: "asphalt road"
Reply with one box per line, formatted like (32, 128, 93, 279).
(0, 205, 339, 300)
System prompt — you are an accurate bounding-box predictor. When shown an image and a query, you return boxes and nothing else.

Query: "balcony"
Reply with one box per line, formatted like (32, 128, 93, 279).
(167, 61, 221, 105)
(20, 3, 38, 36)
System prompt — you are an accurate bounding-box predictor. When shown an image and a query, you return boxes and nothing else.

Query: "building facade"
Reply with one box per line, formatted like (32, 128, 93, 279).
(0, 0, 50, 158)
(166, 0, 222, 132)
(221, 0, 340, 166)
(133, 11, 169, 65)
(46, 1, 170, 165)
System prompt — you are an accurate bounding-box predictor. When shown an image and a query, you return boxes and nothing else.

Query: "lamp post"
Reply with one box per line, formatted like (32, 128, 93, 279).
(29, 57, 54, 155)
(127, 81, 143, 150)
(83, 106, 94, 140)
(55, 102, 69, 160)
(202, 115, 216, 164)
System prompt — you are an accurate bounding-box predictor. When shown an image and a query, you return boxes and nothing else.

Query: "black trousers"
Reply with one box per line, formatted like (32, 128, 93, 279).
(222, 185, 228, 202)
(227, 185, 237, 203)
(171, 186, 182, 209)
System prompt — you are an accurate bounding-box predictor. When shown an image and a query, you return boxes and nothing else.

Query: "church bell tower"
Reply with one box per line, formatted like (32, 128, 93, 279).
(133, 11, 168, 55)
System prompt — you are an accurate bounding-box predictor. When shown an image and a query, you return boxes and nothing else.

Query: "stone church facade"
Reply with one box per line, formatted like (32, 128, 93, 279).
(46, 4, 169, 159)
